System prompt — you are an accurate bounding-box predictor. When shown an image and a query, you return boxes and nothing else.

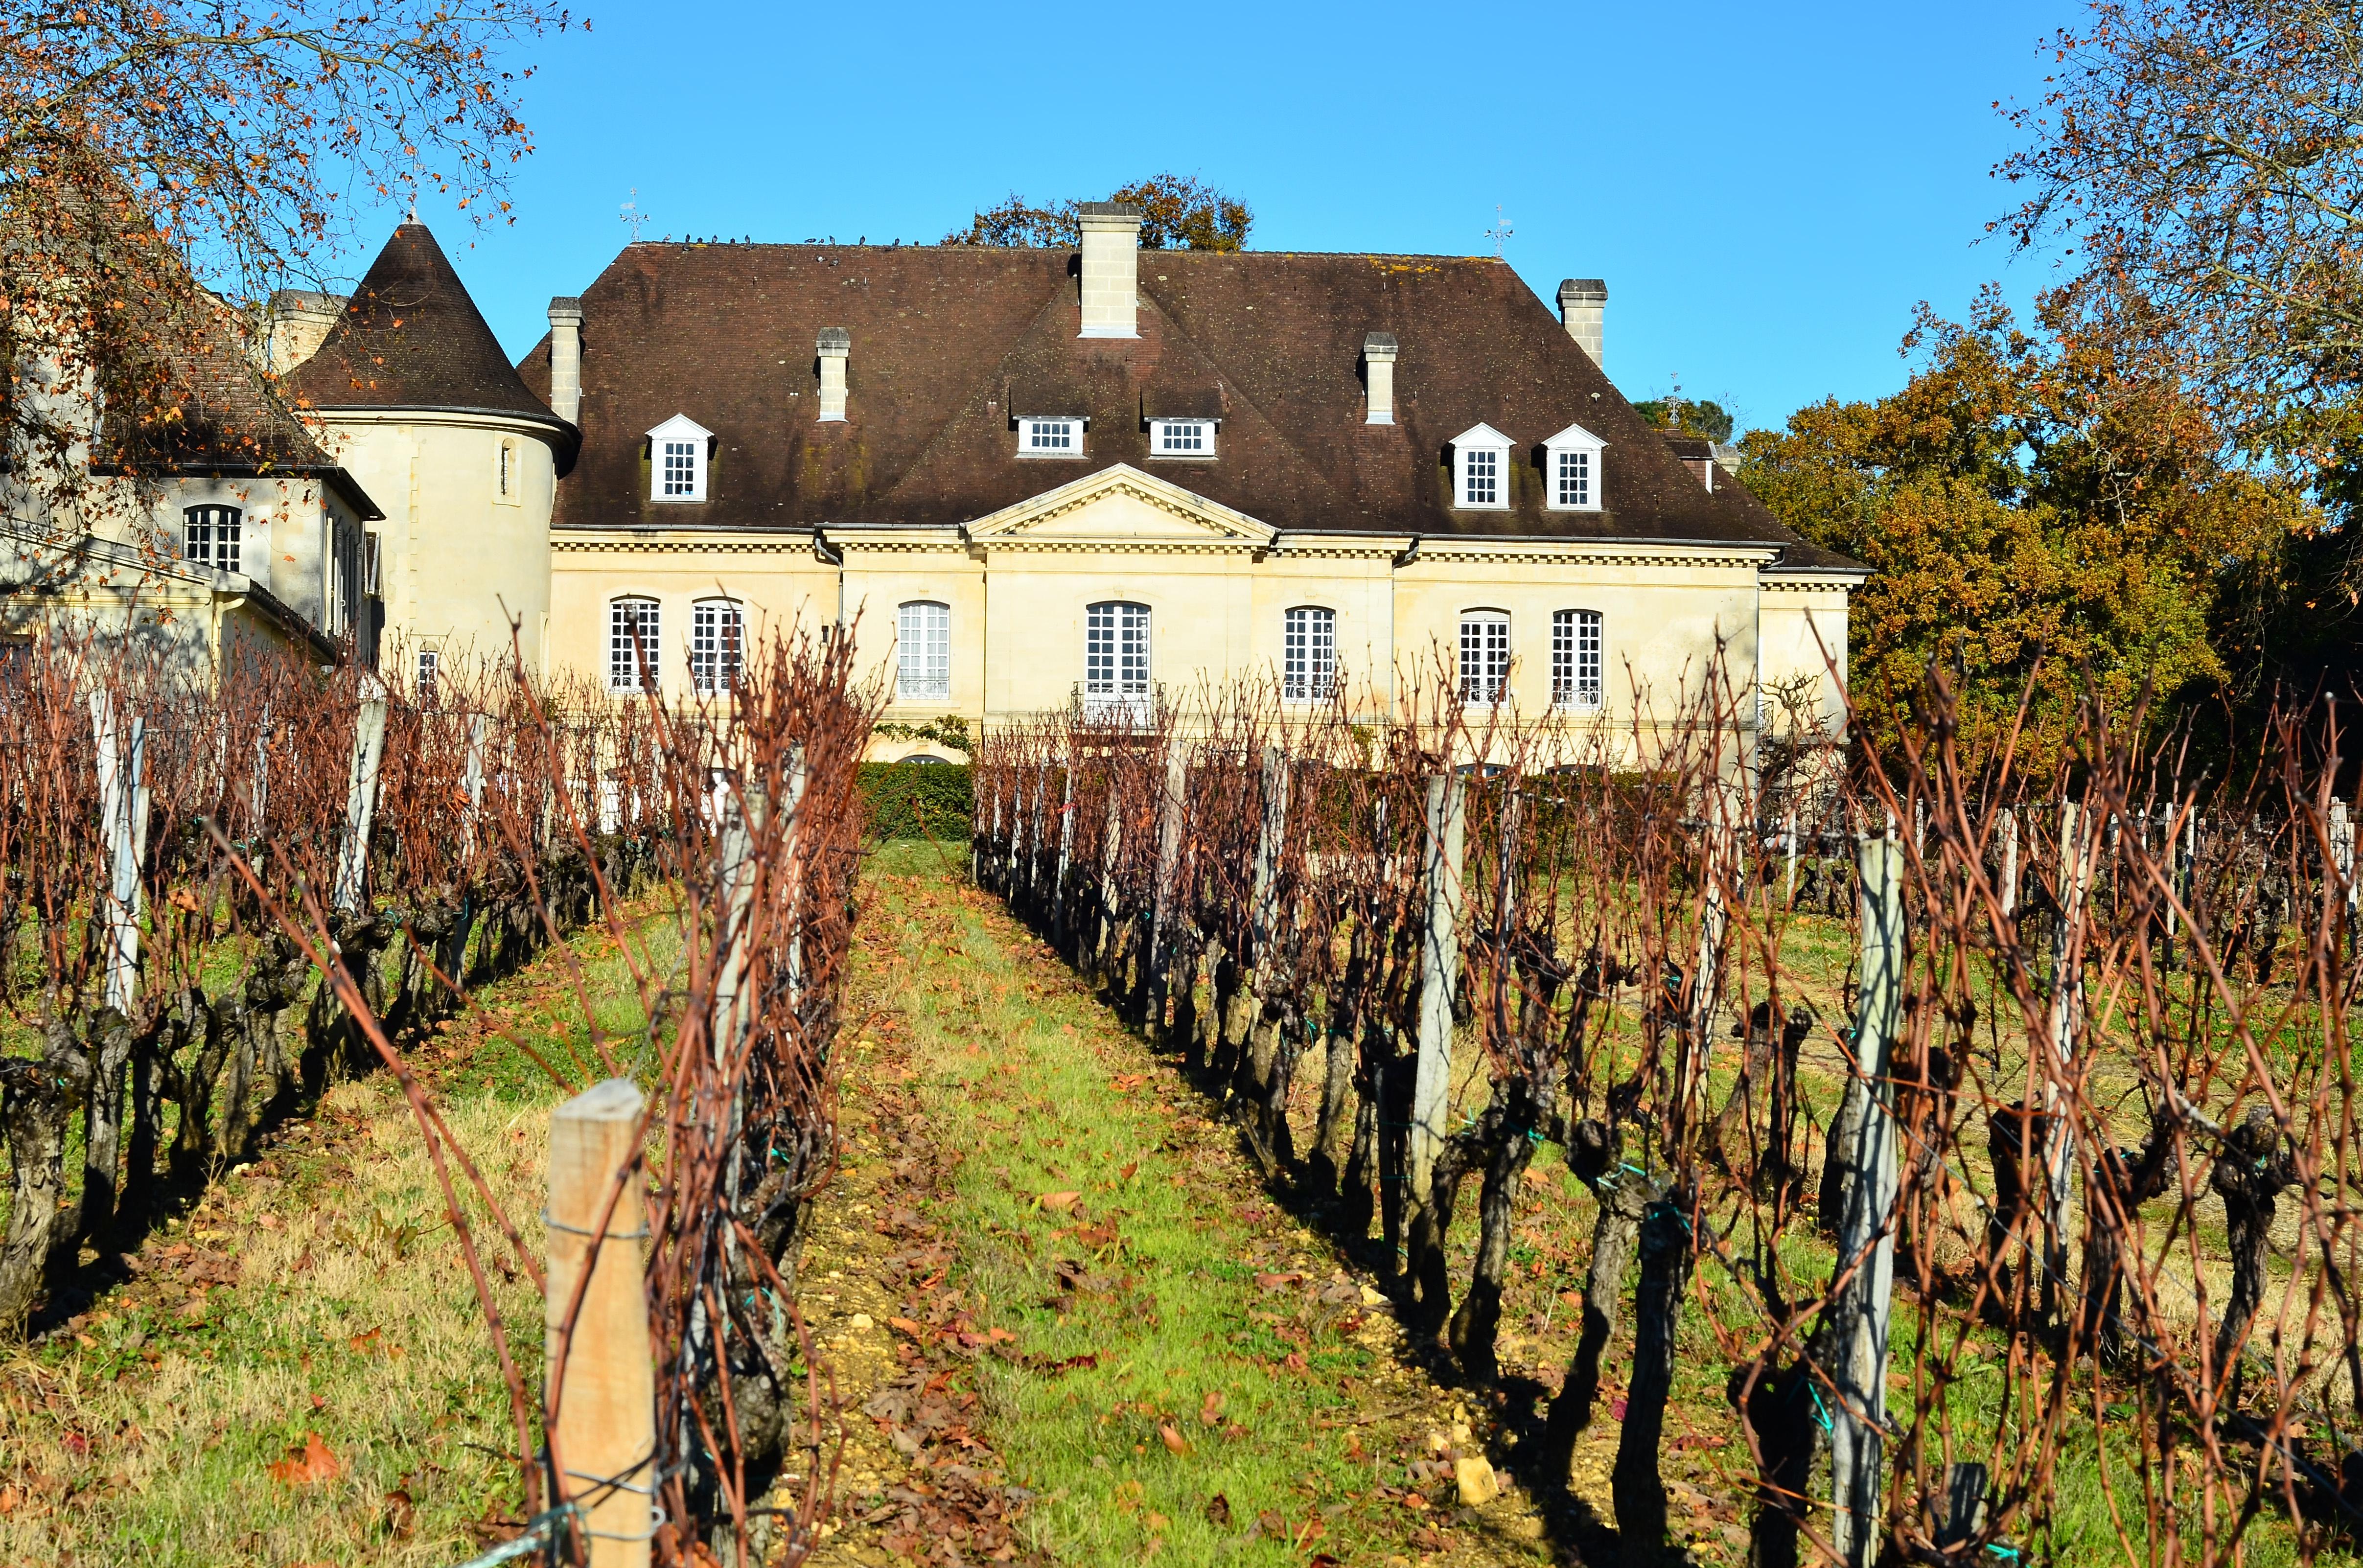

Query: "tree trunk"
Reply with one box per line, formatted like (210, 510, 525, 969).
(2211, 1107, 2298, 1399)
(1739, 1360, 1818, 1568)
(1612, 1187, 1696, 1558)
(1448, 1077, 1539, 1382)
(74, 1009, 135, 1245)
(1980, 1102, 2048, 1320)
(0, 1021, 93, 1328)
(1406, 1133, 1472, 1338)
(1541, 1120, 1651, 1464)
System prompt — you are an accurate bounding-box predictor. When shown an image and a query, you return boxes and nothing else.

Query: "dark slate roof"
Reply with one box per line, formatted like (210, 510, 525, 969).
(517, 240, 1852, 558)
(93, 290, 384, 521)
(289, 224, 572, 446)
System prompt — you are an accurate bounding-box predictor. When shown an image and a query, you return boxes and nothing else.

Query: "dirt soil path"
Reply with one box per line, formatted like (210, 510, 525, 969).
(794, 853, 1587, 1567)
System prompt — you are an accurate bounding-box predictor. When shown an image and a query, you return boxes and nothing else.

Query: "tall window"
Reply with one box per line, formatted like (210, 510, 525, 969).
(1463, 447, 1499, 507)
(897, 600, 951, 700)
(496, 437, 520, 503)
(691, 600, 744, 694)
(1459, 610, 1510, 704)
(1555, 449, 1591, 508)
(183, 505, 242, 575)
(416, 646, 441, 707)
(1283, 606, 1335, 702)
(661, 440, 697, 496)
(1084, 600, 1152, 719)
(1552, 609, 1602, 709)
(608, 597, 660, 693)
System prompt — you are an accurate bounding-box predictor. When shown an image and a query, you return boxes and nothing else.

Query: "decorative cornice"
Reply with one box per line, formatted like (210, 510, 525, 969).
(966, 462, 1276, 547)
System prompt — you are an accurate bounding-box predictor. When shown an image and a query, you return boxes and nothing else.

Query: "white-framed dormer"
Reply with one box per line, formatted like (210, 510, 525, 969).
(1147, 417, 1218, 460)
(648, 414, 713, 503)
(1450, 423, 1514, 510)
(1017, 414, 1088, 458)
(1542, 420, 1606, 512)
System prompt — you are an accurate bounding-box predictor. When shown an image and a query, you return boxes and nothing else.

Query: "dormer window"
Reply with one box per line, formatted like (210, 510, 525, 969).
(1150, 418, 1216, 458)
(1449, 424, 1515, 511)
(1543, 421, 1607, 512)
(1019, 415, 1085, 456)
(647, 414, 713, 502)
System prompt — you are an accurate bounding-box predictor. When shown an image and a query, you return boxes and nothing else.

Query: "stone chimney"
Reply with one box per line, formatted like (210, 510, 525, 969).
(1077, 202, 1142, 339)
(547, 298, 584, 423)
(816, 327, 850, 421)
(1363, 332, 1399, 426)
(265, 290, 345, 376)
(1557, 278, 1606, 368)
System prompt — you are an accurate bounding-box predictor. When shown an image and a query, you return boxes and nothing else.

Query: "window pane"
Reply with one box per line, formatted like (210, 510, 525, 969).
(183, 506, 242, 575)
(692, 600, 743, 693)
(1557, 449, 1591, 507)
(1085, 601, 1150, 718)
(662, 440, 696, 496)
(1460, 612, 1508, 702)
(1464, 448, 1499, 506)
(1553, 608, 1603, 707)
(1284, 606, 1335, 701)
(610, 598, 659, 692)
(898, 601, 950, 699)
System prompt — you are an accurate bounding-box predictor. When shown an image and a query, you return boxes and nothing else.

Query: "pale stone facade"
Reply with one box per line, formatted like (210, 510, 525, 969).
(258, 217, 1863, 753)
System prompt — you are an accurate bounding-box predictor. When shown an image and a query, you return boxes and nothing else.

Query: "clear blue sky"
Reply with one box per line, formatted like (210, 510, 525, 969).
(360, 0, 2073, 435)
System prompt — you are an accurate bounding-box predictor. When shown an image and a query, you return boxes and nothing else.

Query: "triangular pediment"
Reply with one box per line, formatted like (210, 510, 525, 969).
(966, 463, 1277, 547)
(1543, 419, 1606, 449)
(648, 413, 713, 442)
(1453, 421, 1514, 449)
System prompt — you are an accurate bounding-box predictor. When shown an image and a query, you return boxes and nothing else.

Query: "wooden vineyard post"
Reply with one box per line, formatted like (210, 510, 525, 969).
(547, 1079, 656, 1568)
(2332, 797, 2356, 915)
(1829, 829, 1904, 1568)
(1406, 770, 1467, 1309)
(1783, 805, 1799, 910)
(1998, 807, 2018, 919)
(1052, 744, 1076, 947)
(2040, 801, 2089, 1324)
(333, 675, 390, 913)
(1148, 745, 1188, 1035)
(89, 693, 146, 1015)
(1683, 781, 1733, 1123)
(977, 777, 998, 888)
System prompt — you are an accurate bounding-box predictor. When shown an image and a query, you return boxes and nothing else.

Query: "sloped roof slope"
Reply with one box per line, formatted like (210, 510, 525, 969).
(516, 240, 1852, 560)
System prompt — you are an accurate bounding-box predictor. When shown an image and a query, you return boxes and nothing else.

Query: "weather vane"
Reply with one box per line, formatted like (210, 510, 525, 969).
(620, 188, 647, 242)
(1485, 205, 1513, 258)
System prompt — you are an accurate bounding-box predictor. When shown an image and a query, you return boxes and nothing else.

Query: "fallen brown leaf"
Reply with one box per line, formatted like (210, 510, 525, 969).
(267, 1432, 342, 1487)
(1159, 1423, 1191, 1455)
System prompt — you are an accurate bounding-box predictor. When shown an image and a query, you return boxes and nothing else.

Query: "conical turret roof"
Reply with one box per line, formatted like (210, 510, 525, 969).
(287, 223, 567, 433)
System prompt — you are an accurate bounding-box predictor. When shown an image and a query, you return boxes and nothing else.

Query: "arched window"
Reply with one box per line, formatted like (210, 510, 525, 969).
(608, 597, 660, 693)
(1459, 609, 1510, 704)
(183, 505, 242, 575)
(496, 436, 521, 503)
(1283, 606, 1335, 702)
(897, 600, 951, 700)
(1552, 609, 1603, 709)
(691, 599, 743, 694)
(1084, 600, 1151, 720)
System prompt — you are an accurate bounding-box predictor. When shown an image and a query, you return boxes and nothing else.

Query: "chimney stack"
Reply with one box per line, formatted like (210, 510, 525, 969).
(816, 327, 851, 421)
(1077, 202, 1142, 339)
(264, 290, 345, 376)
(1363, 332, 1399, 425)
(1557, 278, 1606, 369)
(547, 298, 584, 423)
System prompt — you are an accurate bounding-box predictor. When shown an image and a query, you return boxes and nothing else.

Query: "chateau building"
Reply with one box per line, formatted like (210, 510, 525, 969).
(269, 211, 1863, 750)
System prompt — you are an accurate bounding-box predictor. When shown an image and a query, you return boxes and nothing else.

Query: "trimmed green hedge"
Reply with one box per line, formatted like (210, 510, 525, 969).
(858, 761, 973, 841)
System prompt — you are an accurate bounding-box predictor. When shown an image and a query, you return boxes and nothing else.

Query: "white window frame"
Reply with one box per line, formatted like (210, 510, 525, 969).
(416, 646, 441, 706)
(1148, 418, 1217, 459)
(897, 600, 951, 701)
(608, 596, 661, 693)
(1282, 605, 1336, 703)
(1459, 609, 1511, 705)
(647, 414, 713, 503)
(1552, 608, 1603, 710)
(1450, 423, 1515, 511)
(183, 504, 242, 576)
(1084, 600, 1152, 722)
(691, 599, 744, 694)
(1017, 415, 1086, 457)
(1542, 421, 1607, 513)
